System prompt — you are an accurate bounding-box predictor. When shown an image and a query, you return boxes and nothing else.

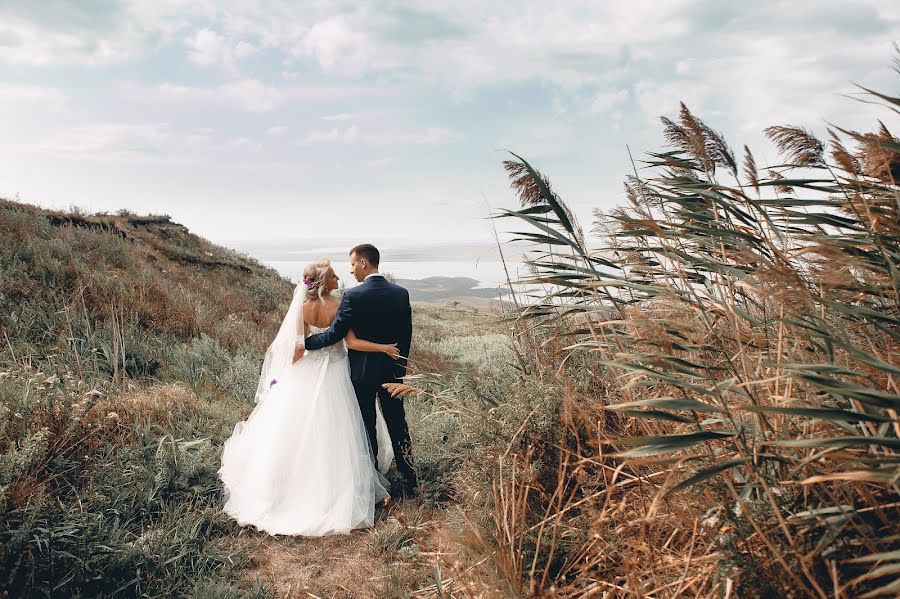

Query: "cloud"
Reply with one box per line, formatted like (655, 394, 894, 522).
(29, 122, 171, 159)
(400, 127, 463, 145)
(298, 15, 371, 76)
(590, 89, 629, 113)
(219, 79, 280, 111)
(296, 125, 462, 146)
(2, 0, 899, 247)
(185, 27, 257, 68)
(366, 157, 395, 167)
(321, 112, 359, 121)
(233, 40, 256, 58)
(222, 137, 262, 152)
(632, 29, 895, 140)
(11, 120, 269, 165)
(297, 125, 361, 145)
(185, 28, 226, 65)
(0, 1, 198, 66)
(280, 1, 701, 90)
(3, 0, 897, 103)
(158, 78, 282, 111)
(0, 17, 121, 65)
(496, 121, 576, 158)
(0, 83, 66, 104)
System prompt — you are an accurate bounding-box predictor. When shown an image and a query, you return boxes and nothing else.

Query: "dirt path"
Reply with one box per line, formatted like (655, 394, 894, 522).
(228, 305, 501, 598)
(232, 500, 455, 598)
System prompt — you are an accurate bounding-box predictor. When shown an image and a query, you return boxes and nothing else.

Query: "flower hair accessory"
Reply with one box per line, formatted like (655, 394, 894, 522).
(303, 276, 314, 285)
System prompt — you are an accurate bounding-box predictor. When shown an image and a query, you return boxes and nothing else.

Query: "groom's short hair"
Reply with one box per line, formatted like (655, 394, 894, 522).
(350, 243, 380, 267)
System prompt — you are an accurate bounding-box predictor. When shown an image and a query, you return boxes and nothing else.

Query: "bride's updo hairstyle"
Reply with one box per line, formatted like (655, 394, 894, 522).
(302, 259, 331, 302)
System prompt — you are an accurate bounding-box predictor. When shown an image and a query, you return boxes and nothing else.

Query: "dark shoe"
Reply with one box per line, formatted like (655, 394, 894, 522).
(399, 481, 419, 500)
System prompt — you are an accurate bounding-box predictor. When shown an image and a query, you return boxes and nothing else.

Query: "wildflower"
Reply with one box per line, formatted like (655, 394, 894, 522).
(701, 507, 722, 528)
(701, 514, 720, 528)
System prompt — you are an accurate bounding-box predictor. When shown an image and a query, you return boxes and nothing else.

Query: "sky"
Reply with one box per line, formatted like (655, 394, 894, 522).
(0, 1, 898, 252)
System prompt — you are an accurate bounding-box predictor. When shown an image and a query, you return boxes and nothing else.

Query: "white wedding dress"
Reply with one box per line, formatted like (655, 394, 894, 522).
(218, 320, 393, 536)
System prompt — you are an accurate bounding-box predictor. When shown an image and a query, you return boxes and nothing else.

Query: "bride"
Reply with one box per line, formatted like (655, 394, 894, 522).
(218, 259, 396, 536)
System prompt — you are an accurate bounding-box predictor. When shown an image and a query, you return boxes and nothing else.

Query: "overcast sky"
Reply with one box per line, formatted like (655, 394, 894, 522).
(1, 1, 898, 250)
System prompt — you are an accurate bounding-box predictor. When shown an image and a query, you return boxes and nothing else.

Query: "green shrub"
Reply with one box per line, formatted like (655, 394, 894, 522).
(0, 364, 257, 598)
(167, 335, 261, 403)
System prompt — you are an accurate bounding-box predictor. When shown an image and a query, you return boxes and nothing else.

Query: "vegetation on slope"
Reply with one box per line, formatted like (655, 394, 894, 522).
(0, 200, 294, 597)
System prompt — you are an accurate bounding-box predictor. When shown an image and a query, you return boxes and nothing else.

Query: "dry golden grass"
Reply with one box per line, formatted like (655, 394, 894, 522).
(383, 383, 424, 399)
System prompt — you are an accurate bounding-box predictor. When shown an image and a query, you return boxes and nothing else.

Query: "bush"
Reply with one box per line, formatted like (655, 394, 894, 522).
(422, 334, 516, 371)
(0, 365, 258, 597)
(167, 335, 261, 403)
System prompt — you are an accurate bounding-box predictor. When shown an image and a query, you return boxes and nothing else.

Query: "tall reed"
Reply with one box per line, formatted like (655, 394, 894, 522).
(488, 58, 900, 597)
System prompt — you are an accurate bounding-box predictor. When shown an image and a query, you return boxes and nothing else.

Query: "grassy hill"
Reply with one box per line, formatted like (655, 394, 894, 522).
(0, 199, 294, 597)
(1, 198, 292, 363)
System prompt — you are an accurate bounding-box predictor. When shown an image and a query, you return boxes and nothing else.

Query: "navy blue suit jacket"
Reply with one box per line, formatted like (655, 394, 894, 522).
(304, 276, 412, 384)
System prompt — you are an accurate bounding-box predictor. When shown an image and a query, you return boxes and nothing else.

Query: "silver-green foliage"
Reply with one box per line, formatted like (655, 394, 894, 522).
(168, 334, 261, 402)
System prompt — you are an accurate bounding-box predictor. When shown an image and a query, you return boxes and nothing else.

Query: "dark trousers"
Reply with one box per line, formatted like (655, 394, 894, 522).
(352, 379, 417, 486)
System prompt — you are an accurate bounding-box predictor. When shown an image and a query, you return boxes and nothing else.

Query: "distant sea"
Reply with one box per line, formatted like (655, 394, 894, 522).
(264, 259, 523, 290)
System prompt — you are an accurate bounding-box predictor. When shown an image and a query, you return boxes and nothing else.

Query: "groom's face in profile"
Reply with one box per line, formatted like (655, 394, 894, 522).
(349, 252, 367, 283)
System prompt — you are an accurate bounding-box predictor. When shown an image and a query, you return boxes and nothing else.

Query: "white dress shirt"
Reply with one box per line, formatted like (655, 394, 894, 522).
(364, 272, 383, 281)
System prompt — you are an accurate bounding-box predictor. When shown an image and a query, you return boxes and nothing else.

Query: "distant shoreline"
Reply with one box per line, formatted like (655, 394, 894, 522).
(395, 276, 507, 303)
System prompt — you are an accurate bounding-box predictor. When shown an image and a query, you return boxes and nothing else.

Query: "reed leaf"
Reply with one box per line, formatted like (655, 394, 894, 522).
(667, 457, 750, 496)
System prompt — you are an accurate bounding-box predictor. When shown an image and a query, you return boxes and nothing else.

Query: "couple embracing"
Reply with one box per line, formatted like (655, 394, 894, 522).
(218, 244, 418, 536)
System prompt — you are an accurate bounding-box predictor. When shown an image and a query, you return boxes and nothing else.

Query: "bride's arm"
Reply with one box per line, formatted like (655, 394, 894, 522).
(346, 329, 400, 359)
(292, 321, 308, 364)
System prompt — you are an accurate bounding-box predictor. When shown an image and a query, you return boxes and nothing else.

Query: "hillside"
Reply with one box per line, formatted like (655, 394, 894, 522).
(0, 198, 292, 357)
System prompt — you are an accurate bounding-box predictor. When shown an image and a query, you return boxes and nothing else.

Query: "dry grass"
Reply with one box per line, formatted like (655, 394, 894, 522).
(232, 502, 447, 599)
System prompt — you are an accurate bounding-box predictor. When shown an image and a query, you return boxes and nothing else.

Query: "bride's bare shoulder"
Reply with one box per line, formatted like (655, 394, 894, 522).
(301, 300, 320, 323)
(302, 297, 339, 326)
(323, 296, 340, 319)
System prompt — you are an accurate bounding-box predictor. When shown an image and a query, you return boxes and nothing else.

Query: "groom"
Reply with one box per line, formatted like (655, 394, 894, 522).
(304, 244, 418, 498)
